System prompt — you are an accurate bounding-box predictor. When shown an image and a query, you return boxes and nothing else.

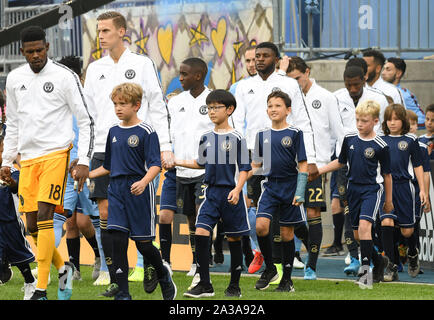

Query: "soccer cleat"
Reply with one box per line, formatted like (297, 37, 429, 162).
(0, 263, 13, 285)
(355, 268, 373, 290)
(184, 281, 215, 298)
(31, 267, 51, 285)
(255, 266, 278, 290)
(30, 289, 48, 300)
(213, 252, 224, 265)
(303, 266, 317, 280)
(407, 248, 420, 278)
(22, 280, 37, 300)
(372, 255, 388, 283)
(323, 244, 344, 256)
(224, 284, 242, 298)
(58, 261, 75, 300)
(274, 278, 295, 293)
(383, 262, 399, 282)
(114, 291, 132, 300)
(92, 257, 101, 281)
(398, 244, 408, 265)
(159, 261, 177, 300)
(270, 263, 283, 284)
(248, 250, 264, 274)
(93, 271, 110, 286)
(143, 264, 159, 294)
(344, 257, 361, 276)
(294, 252, 305, 269)
(186, 263, 197, 277)
(73, 270, 82, 281)
(100, 283, 120, 297)
(345, 253, 351, 265)
(128, 266, 144, 282)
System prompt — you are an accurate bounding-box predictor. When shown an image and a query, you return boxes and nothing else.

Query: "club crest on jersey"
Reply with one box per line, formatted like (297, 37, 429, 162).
(43, 82, 54, 93)
(312, 100, 322, 109)
(199, 105, 208, 115)
(128, 135, 139, 147)
(364, 147, 375, 159)
(281, 136, 292, 148)
(125, 69, 136, 79)
(221, 140, 233, 151)
(398, 141, 409, 151)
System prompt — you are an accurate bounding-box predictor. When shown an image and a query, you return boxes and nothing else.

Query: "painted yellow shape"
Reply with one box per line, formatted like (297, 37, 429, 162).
(157, 24, 173, 65)
(211, 17, 227, 57)
(189, 20, 209, 46)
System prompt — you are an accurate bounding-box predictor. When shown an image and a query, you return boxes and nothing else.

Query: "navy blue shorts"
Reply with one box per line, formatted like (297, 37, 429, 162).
(107, 176, 156, 241)
(330, 170, 340, 200)
(196, 186, 250, 237)
(159, 169, 177, 212)
(0, 219, 34, 265)
(347, 182, 385, 229)
(394, 180, 416, 228)
(257, 177, 306, 226)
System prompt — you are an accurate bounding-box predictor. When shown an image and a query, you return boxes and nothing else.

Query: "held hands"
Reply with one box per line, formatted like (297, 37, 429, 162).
(71, 163, 90, 194)
(307, 164, 320, 182)
(0, 166, 17, 188)
(161, 151, 175, 170)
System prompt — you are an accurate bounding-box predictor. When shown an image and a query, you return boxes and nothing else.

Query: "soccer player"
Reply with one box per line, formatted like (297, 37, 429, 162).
(363, 49, 405, 106)
(419, 104, 434, 160)
(175, 90, 251, 298)
(381, 104, 427, 281)
(0, 26, 93, 300)
(319, 100, 392, 289)
(89, 83, 176, 300)
(0, 130, 37, 300)
(382, 58, 425, 127)
(284, 56, 345, 279)
(163, 57, 214, 281)
(83, 11, 172, 295)
(252, 90, 308, 292)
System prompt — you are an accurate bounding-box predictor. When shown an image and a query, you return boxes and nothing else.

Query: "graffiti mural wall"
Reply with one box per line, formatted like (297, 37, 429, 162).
(82, 0, 273, 95)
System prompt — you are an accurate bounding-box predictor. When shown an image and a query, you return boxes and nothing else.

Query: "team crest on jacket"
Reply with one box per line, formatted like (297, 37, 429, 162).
(364, 147, 375, 159)
(128, 135, 140, 147)
(312, 100, 322, 109)
(281, 136, 292, 148)
(43, 82, 54, 93)
(199, 105, 208, 115)
(398, 141, 408, 151)
(221, 140, 233, 151)
(125, 69, 136, 79)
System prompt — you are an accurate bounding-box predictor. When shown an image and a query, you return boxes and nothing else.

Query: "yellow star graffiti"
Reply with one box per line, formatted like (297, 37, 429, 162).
(91, 36, 103, 61)
(135, 26, 149, 54)
(189, 20, 209, 47)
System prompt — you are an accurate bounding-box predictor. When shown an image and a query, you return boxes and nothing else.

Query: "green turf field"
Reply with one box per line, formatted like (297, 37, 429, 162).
(0, 264, 433, 300)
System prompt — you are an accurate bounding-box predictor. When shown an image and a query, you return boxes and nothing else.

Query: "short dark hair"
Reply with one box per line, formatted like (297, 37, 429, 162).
(286, 56, 310, 74)
(426, 104, 434, 114)
(182, 57, 208, 78)
(20, 25, 46, 44)
(58, 56, 82, 77)
(206, 89, 237, 112)
(267, 91, 292, 108)
(346, 58, 368, 75)
(344, 66, 365, 80)
(256, 42, 280, 58)
(387, 57, 407, 77)
(363, 49, 386, 67)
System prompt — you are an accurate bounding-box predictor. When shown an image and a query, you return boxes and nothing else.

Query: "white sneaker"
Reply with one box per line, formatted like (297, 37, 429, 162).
(93, 270, 110, 286)
(293, 256, 305, 269)
(22, 280, 37, 300)
(187, 263, 197, 277)
(31, 267, 51, 285)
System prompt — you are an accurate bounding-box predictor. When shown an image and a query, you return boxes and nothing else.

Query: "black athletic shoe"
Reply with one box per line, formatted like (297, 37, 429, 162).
(184, 281, 215, 298)
(213, 252, 224, 265)
(100, 283, 120, 297)
(373, 255, 388, 283)
(30, 289, 48, 300)
(274, 278, 295, 292)
(255, 267, 278, 291)
(114, 291, 132, 300)
(0, 263, 13, 285)
(224, 284, 242, 298)
(407, 248, 420, 278)
(323, 244, 344, 256)
(143, 264, 158, 294)
(383, 262, 399, 282)
(159, 262, 177, 300)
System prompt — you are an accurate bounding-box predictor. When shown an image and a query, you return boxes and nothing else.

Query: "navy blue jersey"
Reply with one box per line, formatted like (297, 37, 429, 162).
(418, 139, 431, 172)
(253, 126, 307, 178)
(103, 122, 161, 177)
(338, 133, 391, 184)
(419, 134, 434, 160)
(0, 168, 19, 222)
(197, 130, 251, 187)
(381, 134, 423, 182)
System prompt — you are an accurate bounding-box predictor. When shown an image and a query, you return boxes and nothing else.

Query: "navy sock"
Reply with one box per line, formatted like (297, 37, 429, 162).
(307, 217, 323, 271)
(195, 235, 211, 285)
(360, 240, 373, 266)
(282, 240, 295, 280)
(332, 212, 345, 247)
(381, 226, 395, 263)
(159, 223, 172, 264)
(228, 240, 243, 286)
(111, 231, 130, 294)
(257, 233, 274, 269)
(135, 241, 165, 279)
(66, 237, 81, 272)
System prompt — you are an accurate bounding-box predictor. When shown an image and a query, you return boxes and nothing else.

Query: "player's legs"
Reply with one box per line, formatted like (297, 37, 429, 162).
(159, 209, 174, 264)
(277, 226, 296, 292)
